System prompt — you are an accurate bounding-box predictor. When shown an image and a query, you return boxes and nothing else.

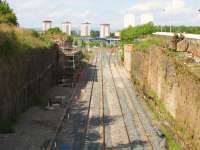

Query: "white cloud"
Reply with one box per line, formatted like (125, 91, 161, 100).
(127, 1, 161, 13)
(124, 14, 135, 27)
(141, 13, 154, 24)
(126, 0, 200, 26)
(164, 0, 186, 15)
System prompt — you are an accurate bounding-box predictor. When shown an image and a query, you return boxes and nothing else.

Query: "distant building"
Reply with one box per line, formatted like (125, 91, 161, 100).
(141, 13, 154, 24)
(114, 31, 120, 38)
(61, 22, 71, 35)
(81, 22, 91, 37)
(42, 20, 52, 32)
(124, 14, 135, 28)
(100, 24, 110, 38)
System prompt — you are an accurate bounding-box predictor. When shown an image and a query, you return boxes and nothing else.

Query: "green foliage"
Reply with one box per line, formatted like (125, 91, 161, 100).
(144, 89, 182, 150)
(0, 120, 15, 133)
(121, 23, 200, 44)
(91, 30, 100, 38)
(45, 27, 62, 34)
(0, 24, 50, 57)
(71, 30, 78, 36)
(81, 40, 86, 47)
(31, 29, 39, 38)
(0, 0, 18, 25)
(160, 25, 200, 34)
(110, 32, 115, 37)
(134, 36, 165, 52)
(89, 41, 100, 47)
(120, 22, 156, 43)
(43, 27, 73, 42)
(160, 126, 182, 150)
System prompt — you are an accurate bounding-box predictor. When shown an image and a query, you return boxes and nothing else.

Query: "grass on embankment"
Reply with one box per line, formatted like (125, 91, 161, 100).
(0, 24, 51, 57)
(134, 36, 166, 52)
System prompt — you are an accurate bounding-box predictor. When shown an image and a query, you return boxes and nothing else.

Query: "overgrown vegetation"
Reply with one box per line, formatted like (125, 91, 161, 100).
(91, 30, 100, 38)
(134, 36, 166, 52)
(120, 22, 200, 44)
(0, 1, 55, 57)
(120, 22, 156, 43)
(145, 89, 184, 150)
(0, 0, 18, 25)
(42, 27, 73, 42)
(132, 78, 183, 150)
(160, 25, 200, 34)
(0, 24, 50, 57)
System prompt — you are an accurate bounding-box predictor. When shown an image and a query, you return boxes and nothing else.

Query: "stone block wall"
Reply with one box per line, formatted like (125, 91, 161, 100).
(0, 47, 59, 121)
(131, 45, 200, 148)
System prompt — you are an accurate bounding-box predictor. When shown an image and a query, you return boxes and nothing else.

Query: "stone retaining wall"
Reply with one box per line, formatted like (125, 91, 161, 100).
(131, 45, 200, 148)
(0, 47, 59, 122)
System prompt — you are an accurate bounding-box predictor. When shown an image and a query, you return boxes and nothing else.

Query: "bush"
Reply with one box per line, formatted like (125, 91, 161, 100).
(42, 27, 73, 42)
(0, 24, 50, 57)
(0, 0, 18, 25)
(45, 27, 62, 35)
(31, 29, 40, 38)
(120, 22, 156, 43)
(134, 36, 166, 52)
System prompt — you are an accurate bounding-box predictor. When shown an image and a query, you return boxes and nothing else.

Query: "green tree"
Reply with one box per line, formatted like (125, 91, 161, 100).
(45, 27, 62, 34)
(0, 0, 18, 25)
(71, 30, 78, 36)
(120, 22, 156, 43)
(91, 30, 100, 38)
(110, 32, 115, 37)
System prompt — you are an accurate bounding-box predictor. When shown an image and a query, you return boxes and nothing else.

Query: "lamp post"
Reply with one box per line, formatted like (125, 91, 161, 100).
(161, 9, 165, 32)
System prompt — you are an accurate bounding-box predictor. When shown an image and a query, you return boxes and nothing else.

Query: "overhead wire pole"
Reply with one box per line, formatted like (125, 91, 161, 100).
(161, 9, 165, 32)
(170, 0, 174, 33)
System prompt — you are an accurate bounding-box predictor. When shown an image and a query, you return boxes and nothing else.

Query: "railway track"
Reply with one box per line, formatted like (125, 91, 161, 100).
(111, 50, 165, 150)
(43, 48, 165, 150)
(43, 53, 98, 150)
(83, 50, 106, 150)
(109, 53, 154, 150)
(107, 52, 132, 150)
(100, 51, 106, 150)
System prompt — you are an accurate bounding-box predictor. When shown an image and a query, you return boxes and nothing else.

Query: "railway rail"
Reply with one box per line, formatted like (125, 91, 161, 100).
(43, 48, 165, 150)
(109, 52, 154, 150)
(43, 54, 98, 150)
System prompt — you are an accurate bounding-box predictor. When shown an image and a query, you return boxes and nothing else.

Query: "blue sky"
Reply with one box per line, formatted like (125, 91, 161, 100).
(7, 0, 200, 30)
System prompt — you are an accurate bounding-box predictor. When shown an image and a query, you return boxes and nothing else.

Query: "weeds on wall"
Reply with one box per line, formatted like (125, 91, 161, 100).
(132, 77, 183, 150)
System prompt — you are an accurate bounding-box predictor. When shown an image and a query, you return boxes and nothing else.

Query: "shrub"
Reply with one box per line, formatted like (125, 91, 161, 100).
(42, 27, 73, 42)
(0, 24, 50, 57)
(0, 0, 18, 25)
(120, 22, 156, 43)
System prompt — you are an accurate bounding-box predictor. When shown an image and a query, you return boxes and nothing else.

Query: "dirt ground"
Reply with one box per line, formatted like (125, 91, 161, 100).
(0, 86, 73, 150)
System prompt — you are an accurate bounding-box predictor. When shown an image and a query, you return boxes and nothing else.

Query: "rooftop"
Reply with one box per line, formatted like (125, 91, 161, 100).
(43, 20, 52, 23)
(153, 32, 200, 40)
(100, 24, 110, 26)
(82, 22, 91, 24)
(62, 21, 71, 24)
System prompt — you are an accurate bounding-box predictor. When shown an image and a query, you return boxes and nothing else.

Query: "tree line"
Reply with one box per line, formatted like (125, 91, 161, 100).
(120, 22, 200, 43)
